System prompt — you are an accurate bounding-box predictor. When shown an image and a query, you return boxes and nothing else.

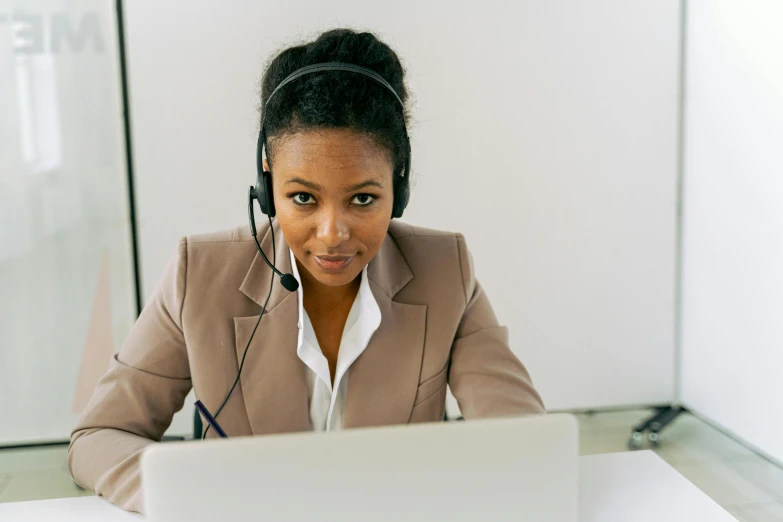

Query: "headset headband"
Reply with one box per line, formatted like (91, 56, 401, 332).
(258, 62, 410, 180)
(264, 62, 405, 111)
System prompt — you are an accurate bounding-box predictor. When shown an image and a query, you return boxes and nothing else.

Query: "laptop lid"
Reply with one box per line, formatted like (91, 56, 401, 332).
(142, 413, 578, 522)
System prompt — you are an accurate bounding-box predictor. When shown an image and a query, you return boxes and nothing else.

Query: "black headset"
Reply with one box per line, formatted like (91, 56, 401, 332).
(249, 62, 411, 220)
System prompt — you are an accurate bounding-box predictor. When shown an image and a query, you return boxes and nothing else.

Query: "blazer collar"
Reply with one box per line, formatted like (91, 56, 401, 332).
(239, 220, 414, 309)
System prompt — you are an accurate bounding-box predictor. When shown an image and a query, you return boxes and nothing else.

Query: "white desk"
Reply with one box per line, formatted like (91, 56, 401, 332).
(579, 451, 736, 522)
(0, 451, 736, 521)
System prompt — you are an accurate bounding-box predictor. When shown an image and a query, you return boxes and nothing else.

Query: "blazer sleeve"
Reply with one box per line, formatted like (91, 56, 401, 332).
(448, 234, 546, 418)
(67, 238, 193, 514)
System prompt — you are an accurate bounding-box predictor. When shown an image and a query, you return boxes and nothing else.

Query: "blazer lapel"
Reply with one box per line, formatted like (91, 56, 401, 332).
(343, 233, 428, 428)
(234, 221, 310, 435)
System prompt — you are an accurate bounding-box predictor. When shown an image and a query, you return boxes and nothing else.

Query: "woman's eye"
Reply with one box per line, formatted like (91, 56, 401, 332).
(352, 194, 376, 206)
(292, 193, 315, 205)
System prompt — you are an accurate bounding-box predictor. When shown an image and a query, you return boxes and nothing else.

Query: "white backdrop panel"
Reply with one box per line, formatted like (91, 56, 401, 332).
(681, 0, 783, 463)
(125, 0, 679, 427)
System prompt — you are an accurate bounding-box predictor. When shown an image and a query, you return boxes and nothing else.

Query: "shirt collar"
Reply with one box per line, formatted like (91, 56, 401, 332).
(288, 249, 381, 336)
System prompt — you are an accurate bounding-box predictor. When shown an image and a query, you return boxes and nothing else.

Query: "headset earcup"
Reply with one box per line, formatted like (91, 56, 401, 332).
(392, 182, 409, 219)
(257, 170, 275, 217)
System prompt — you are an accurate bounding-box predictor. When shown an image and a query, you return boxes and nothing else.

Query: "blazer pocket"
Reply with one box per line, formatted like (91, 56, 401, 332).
(413, 363, 449, 406)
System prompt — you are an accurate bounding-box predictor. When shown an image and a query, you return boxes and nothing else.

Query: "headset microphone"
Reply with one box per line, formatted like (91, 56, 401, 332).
(248, 186, 299, 292)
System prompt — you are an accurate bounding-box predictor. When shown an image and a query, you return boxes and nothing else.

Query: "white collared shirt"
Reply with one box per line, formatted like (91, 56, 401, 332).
(290, 250, 382, 432)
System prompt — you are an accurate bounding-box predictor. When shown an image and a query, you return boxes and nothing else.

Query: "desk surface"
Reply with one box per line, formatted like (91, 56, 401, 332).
(579, 451, 736, 522)
(0, 451, 736, 521)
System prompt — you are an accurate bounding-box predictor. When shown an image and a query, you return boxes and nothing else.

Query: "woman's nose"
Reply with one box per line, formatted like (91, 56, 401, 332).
(316, 206, 350, 248)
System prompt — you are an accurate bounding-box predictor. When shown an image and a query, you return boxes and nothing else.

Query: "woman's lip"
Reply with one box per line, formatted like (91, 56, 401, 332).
(314, 255, 354, 272)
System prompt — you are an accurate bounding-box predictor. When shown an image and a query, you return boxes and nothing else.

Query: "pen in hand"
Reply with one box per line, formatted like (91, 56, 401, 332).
(194, 400, 229, 439)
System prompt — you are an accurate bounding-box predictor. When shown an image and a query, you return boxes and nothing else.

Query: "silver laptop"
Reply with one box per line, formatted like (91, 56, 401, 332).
(142, 414, 578, 522)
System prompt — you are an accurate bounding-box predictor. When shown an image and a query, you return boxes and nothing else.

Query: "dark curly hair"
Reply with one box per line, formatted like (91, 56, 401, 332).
(259, 28, 411, 193)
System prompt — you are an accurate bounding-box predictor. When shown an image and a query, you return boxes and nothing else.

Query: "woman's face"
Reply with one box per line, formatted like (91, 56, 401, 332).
(268, 128, 395, 289)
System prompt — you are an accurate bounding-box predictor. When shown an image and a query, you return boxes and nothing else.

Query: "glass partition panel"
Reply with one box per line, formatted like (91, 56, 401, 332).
(0, 0, 137, 444)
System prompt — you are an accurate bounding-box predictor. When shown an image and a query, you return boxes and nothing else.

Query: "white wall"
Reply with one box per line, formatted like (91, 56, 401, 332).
(125, 0, 681, 425)
(680, 0, 783, 463)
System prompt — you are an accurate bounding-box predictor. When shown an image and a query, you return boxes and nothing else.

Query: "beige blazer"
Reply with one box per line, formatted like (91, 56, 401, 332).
(68, 219, 545, 513)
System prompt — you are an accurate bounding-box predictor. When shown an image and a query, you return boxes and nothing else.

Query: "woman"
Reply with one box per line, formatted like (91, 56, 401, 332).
(68, 28, 545, 514)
